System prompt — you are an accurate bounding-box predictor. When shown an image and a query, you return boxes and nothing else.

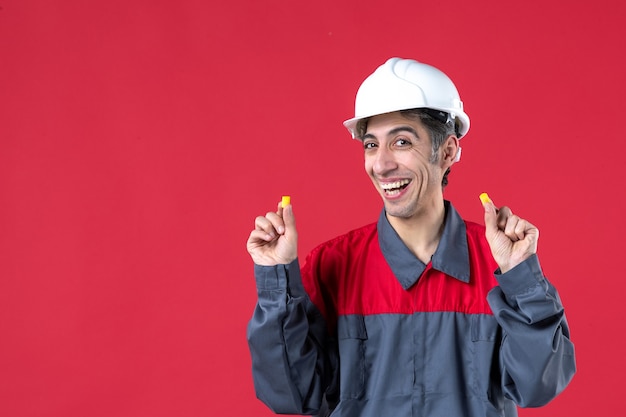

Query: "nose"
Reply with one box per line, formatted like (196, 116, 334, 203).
(371, 145, 397, 176)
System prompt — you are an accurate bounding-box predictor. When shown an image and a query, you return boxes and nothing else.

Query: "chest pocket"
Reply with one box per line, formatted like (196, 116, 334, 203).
(336, 315, 368, 400)
(471, 314, 498, 342)
(471, 314, 503, 406)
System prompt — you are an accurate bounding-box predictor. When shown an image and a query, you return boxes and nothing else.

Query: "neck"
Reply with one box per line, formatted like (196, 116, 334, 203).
(387, 199, 447, 264)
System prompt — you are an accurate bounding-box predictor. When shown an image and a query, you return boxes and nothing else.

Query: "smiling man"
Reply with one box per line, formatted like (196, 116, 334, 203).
(360, 110, 458, 264)
(246, 58, 576, 417)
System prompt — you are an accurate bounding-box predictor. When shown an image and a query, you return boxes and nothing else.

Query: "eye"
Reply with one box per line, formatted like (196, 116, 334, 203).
(394, 138, 411, 147)
(363, 141, 377, 150)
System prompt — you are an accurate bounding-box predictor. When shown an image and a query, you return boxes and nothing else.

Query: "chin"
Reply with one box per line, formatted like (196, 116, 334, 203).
(383, 203, 414, 219)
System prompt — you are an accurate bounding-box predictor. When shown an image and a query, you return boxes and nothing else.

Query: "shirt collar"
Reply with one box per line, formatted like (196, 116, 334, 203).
(377, 200, 470, 290)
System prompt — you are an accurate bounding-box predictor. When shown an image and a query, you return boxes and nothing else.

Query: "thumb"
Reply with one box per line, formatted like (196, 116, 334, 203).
(479, 193, 498, 235)
(282, 204, 297, 236)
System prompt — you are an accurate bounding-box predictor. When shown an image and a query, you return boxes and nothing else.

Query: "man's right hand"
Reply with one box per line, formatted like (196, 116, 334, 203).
(247, 201, 298, 266)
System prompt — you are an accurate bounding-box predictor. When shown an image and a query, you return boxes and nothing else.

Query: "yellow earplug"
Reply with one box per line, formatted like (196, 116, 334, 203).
(281, 195, 291, 208)
(479, 192, 492, 204)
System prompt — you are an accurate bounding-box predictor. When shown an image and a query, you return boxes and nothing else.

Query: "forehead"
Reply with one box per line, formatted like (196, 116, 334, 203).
(364, 111, 428, 138)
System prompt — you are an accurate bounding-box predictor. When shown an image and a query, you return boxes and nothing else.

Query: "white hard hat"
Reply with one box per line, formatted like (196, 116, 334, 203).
(343, 58, 470, 140)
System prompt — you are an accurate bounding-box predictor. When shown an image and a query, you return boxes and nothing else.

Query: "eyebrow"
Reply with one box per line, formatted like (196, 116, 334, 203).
(361, 126, 420, 141)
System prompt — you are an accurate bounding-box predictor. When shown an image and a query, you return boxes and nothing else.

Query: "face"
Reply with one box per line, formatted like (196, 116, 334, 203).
(361, 112, 457, 219)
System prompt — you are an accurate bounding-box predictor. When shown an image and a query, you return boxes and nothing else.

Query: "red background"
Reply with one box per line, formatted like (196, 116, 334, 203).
(1, 1, 624, 416)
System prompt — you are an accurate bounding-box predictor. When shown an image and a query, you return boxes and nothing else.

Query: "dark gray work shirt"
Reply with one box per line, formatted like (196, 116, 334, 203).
(247, 202, 576, 416)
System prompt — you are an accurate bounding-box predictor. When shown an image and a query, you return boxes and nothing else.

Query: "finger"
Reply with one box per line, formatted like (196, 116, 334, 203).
(276, 201, 284, 217)
(248, 229, 276, 245)
(514, 218, 527, 241)
(503, 214, 522, 241)
(496, 206, 513, 231)
(254, 216, 279, 239)
(512, 217, 537, 242)
(265, 211, 286, 235)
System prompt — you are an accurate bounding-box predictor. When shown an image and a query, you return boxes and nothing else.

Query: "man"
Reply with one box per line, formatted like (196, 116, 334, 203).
(246, 57, 576, 417)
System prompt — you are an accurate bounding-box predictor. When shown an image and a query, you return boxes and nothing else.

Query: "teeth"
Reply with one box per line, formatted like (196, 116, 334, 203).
(381, 179, 410, 190)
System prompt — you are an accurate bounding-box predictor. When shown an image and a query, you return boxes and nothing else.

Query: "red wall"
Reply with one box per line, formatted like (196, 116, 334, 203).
(1, 1, 624, 415)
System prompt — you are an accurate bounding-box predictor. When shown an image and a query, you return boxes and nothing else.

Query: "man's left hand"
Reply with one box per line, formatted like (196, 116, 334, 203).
(482, 197, 539, 273)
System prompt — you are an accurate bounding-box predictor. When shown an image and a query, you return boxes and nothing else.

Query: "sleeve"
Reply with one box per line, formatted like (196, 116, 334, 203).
(246, 259, 337, 415)
(487, 254, 576, 407)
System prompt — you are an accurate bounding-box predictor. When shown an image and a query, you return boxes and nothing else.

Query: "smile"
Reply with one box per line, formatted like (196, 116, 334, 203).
(380, 179, 410, 195)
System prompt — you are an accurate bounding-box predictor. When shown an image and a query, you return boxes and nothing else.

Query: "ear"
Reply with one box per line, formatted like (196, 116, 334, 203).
(441, 135, 460, 167)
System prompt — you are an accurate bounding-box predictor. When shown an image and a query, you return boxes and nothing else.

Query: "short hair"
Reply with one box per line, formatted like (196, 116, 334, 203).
(355, 109, 458, 187)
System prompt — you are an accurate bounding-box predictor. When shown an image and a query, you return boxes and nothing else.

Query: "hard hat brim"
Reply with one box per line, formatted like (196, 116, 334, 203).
(342, 108, 470, 139)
